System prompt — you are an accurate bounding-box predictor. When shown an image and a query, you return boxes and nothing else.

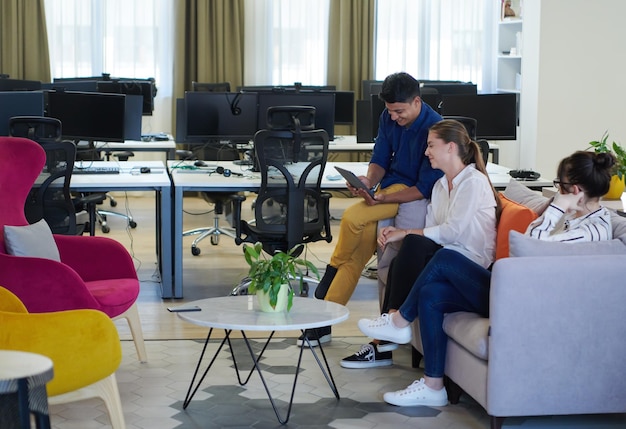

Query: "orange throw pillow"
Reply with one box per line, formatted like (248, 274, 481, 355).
(496, 193, 539, 259)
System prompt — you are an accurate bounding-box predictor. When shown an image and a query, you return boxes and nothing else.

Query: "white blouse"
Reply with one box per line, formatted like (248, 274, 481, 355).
(423, 164, 498, 269)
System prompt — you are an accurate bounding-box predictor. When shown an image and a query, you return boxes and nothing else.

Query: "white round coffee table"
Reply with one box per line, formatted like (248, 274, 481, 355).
(174, 296, 349, 424)
(0, 350, 54, 429)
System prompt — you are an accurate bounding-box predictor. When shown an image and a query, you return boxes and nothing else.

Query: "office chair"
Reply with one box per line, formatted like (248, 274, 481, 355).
(8, 116, 105, 235)
(231, 106, 333, 294)
(443, 115, 489, 165)
(182, 81, 240, 255)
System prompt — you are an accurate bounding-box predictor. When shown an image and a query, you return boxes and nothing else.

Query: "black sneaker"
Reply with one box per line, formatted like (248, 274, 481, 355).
(297, 325, 331, 347)
(340, 342, 393, 369)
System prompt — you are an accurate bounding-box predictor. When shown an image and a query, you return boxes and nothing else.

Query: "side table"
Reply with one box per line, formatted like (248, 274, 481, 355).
(174, 296, 349, 425)
(0, 350, 54, 429)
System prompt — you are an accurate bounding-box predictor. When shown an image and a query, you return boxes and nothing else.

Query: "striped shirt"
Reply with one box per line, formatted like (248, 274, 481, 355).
(525, 204, 612, 242)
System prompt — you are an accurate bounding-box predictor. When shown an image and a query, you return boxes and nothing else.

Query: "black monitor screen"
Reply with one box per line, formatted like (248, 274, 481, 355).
(362, 80, 383, 101)
(184, 91, 259, 142)
(332, 91, 355, 124)
(422, 81, 477, 97)
(440, 93, 518, 140)
(257, 92, 335, 140)
(0, 78, 42, 91)
(46, 91, 127, 142)
(43, 80, 99, 92)
(0, 91, 45, 136)
(97, 80, 155, 115)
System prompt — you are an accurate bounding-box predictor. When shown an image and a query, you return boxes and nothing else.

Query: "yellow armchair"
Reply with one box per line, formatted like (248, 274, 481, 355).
(0, 286, 125, 428)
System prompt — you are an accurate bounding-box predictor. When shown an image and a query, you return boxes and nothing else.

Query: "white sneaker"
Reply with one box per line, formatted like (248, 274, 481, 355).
(383, 378, 448, 407)
(357, 313, 412, 345)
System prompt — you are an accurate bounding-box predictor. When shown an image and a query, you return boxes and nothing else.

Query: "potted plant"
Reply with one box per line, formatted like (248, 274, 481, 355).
(243, 242, 319, 312)
(588, 131, 626, 199)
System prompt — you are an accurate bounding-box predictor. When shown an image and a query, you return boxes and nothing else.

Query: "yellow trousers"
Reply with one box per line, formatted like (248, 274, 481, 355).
(325, 183, 407, 305)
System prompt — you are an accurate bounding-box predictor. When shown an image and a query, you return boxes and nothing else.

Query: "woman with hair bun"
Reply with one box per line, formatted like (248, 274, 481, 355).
(527, 150, 615, 241)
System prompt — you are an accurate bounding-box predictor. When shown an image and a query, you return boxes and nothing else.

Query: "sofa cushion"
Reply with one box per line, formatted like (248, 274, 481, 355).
(509, 230, 626, 257)
(610, 210, 626, 245)
(3, 219, 61, 262)
(503, 178, 551, 214)
(496, 194, 538, 259)
(442, 311, 490, 361)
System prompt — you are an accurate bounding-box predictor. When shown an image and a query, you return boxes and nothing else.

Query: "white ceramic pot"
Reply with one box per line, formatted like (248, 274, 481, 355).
(256, 284, 289, 312)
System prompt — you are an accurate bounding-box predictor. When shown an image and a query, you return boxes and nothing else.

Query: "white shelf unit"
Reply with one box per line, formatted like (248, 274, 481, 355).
(496, 19, 523, 93)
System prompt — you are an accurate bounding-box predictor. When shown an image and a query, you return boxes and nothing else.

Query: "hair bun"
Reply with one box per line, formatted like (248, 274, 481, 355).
(594, 152, 617, 171)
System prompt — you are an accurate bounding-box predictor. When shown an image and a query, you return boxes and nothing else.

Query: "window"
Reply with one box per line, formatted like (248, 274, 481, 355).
(44, 0, 174, 131)
(375, 0, 496, 91)
(243, 0, 330, 86)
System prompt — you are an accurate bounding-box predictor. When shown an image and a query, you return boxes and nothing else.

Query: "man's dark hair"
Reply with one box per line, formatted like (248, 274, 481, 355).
(379, 72, 421, 104)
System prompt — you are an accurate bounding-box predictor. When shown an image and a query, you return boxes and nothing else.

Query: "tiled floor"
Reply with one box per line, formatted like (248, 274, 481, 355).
(45, 195, 626, 428)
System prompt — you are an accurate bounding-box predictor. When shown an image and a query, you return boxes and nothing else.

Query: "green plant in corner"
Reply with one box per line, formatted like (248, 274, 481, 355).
(588, 131, 626, 179)
(243, 242, 319, 311)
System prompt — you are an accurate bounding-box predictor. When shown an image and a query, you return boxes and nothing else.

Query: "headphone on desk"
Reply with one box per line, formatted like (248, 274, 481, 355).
(215, 166, 243, 177)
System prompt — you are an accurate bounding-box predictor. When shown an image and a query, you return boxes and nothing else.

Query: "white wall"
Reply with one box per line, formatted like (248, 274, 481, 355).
(520, 0, 626, 177)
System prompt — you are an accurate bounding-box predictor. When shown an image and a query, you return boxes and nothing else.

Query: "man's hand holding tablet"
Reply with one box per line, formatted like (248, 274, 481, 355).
(334, 166, 376, 199)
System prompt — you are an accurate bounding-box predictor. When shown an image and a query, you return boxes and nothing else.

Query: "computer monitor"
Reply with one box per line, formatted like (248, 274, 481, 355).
(257, 92, 335, 140)
(361, 80, 383, 101)
(46, 91, 128, 142)
(0, 91, 45, 136)
(331, 90, 355, 124)
(96, 80, 156, 116)
(184, 91, 259, 142)
(421, 81, 477, 97)
(43, 80, 100, 92)
(0, 78, 42, 91)
(192, 82, 231, 92)
(439, 93, 518, 140)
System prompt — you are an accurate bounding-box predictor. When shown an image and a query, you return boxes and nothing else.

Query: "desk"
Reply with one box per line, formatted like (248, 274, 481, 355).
(168, 160, 550, 297)
(71, 160, 174, 298)
(176, 296, 349, 424)
(92, 139, 177, 159)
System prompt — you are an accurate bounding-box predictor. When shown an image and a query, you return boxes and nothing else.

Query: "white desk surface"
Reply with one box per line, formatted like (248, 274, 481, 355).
(175, 296, 349, 331)
(71, 160, 170, 190)
(168, 160, 551, 190)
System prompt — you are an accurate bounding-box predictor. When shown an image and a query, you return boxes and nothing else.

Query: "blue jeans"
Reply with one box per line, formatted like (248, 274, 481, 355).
(398, 249, 492, 378)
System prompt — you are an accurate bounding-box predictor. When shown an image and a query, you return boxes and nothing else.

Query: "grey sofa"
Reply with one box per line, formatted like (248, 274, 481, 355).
(388, 184, 626, 429)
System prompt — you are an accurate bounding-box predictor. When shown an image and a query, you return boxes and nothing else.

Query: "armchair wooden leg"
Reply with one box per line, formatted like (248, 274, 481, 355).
(50, 374, 125, 429)
(411, 346, 423, 368)
(114, 303, 147, 363)
(490, 416, 505, 429)
(443, 376, 464, 404)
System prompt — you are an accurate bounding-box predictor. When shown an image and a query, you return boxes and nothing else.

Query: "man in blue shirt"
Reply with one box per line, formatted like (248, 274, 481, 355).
(300, 72, 443, 346)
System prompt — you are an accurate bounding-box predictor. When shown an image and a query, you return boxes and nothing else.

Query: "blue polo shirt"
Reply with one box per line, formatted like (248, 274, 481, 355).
(370, 101, 443, 199)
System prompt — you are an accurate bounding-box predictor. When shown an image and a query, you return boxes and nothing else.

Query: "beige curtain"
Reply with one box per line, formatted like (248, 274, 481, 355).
(0, 0, 51, 81)
(173, 0, 245, 100)
(326, 0, 375, 135)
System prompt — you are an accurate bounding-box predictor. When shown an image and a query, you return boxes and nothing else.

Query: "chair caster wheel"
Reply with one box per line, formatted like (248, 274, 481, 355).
(191, 246, 201, 256)
(210, 235, 219, 245)
(101, 225, 111, 233)
(110, 200, 117, 207)
(129, 220, 137, 228)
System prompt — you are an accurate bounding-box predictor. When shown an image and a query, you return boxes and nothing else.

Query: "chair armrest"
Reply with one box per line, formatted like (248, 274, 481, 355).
(0, 308, 121, 396)
(487, 255, 626, 416)
(0, 253, 100, 312)
(54, 235, 137, 282)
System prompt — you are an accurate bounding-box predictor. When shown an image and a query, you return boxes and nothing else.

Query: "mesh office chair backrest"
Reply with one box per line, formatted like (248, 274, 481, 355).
(9, 116, 80, 235)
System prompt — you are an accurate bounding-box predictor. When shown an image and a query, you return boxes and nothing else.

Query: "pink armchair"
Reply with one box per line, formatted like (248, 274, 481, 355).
(0, 136, 146, 362)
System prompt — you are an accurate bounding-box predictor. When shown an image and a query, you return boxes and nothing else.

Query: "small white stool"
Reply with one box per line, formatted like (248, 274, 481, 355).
(0, 350, 54, 429)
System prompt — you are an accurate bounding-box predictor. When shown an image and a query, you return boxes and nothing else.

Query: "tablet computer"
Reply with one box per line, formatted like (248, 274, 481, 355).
(334, 166, 375, 198)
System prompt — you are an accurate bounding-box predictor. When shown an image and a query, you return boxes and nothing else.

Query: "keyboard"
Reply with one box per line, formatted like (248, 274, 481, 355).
(73, 166, 120, 175)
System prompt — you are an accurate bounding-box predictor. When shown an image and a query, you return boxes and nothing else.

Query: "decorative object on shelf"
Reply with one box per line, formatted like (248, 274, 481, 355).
(243, 242, 319, 312)
(501, 0, 522, 21)
(587, 131, 626, 199)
